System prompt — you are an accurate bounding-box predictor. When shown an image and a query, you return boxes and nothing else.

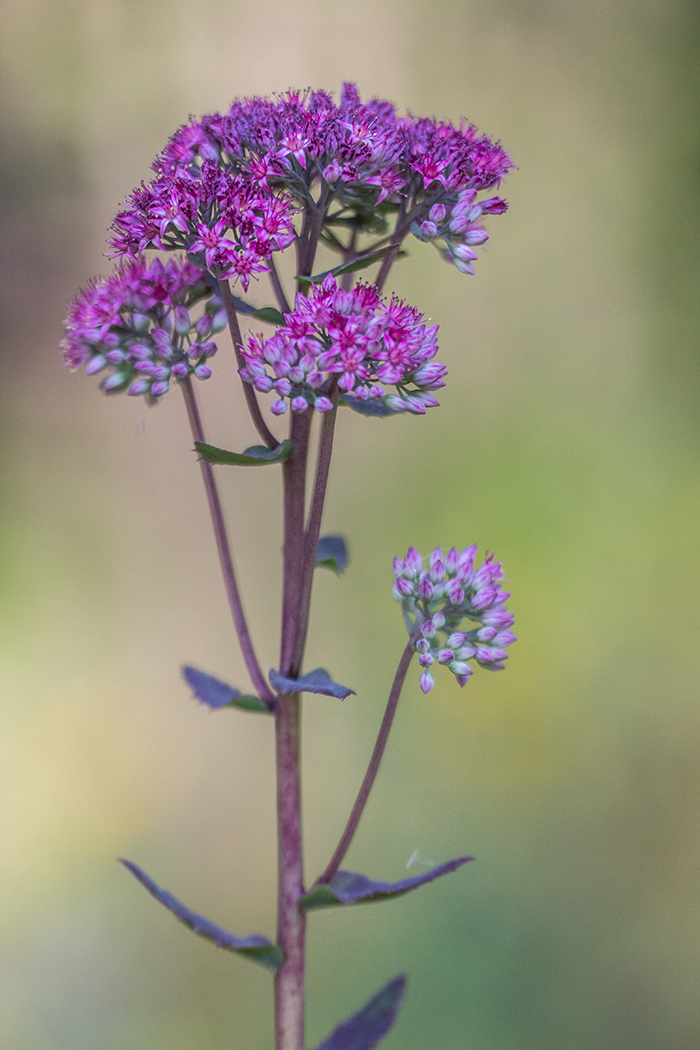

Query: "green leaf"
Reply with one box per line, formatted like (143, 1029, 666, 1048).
(315, 535, 349, 575)
(119, 860, 283, 972)
(299, 858, 472, 911)
(296, 245, 398, 289)
(182, 666, 271, 713)
(194, 440, 293, 466)
(340, 396, 400, 418)
(231, 298, 286, 325)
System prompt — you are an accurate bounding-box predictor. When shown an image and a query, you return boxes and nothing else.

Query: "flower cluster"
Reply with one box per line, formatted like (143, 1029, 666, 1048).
(412, 190, 508, 275)
(110, 82, 512, 283)
(110, 164, 295, 292)
(392, 545, 516, 693)
(60, 257, 225, 399)
(239, 274, 445, 415)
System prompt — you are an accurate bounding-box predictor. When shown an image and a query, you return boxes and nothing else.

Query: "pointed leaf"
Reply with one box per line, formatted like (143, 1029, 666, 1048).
(269, 667, 355, 700)
(296, 245, 398, 289)
(315, 535, 349, 575)
(194, 440, 293, 466)
(340, 395, 400, 418)
(182, 666, 271, 713)
(231, 298, 285, 325)
(300, 857, 472, 911)
(312, 975, 407, 1050)
(119, 860, 283, 971)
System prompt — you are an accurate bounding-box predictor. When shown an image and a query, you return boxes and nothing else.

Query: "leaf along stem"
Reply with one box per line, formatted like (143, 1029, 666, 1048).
(315, 638, 417, 886)
(180, 378, 275, 708)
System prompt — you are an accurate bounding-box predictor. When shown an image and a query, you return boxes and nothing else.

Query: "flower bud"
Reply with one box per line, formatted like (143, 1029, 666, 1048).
(151, 380, 170, 396)
(446, 632, 467, 648)
(314, 396, 334, 412)
(437, 649, 454, 664)
(464, 227, 488, 246)
(128, 378, 151, 396)
(421, 619, 436, 639)
(173, 305, 191, 335)
(404, 548, 422, 577)
(419, 670, 435, 694)
(194, 364, 213, 381)
(415, 638, 431, 654)
(429, 203, 446, 222)
(85, 354, 107, 376)
(195, 313, 213, 338)
(271, 399, 287, 415)
(291, 396, 308, 412)
(420, 220, 438, 239)
(171, 362, 189, 377)
(210, 309, 228, 333)
(418, 577, 434, 600)
(419, 653, 434, 667)
(132, 312, 151, 333)
(449, 660, 471, 676)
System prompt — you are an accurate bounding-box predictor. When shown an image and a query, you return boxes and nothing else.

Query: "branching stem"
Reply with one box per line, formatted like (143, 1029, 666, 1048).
(218, 278, 279, 449)
(180, 378, 275, 707)
(315, 638, 417, 885)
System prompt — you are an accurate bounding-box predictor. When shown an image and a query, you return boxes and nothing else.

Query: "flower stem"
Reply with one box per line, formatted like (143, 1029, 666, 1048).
(268, 256, 292, 315)
(315, 639, 416, 885)
(275, 407, 312, 1050)
(218, 278, 279, 449)
(180, 378, 275, 707)
(290, 386, 339, 675)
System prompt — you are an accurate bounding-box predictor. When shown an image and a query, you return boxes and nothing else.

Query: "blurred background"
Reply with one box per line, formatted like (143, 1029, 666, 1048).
(1, 0, 700, 1047)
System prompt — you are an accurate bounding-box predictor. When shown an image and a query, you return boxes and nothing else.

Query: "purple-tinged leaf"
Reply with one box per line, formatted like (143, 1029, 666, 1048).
(300, 857, 472, 911)
(340, 396, 399, 418)
(312, 975, 406, 1050)
(232, 298, 285, 326)
(182, 666, 271, 713)
(119, 860, 282, 971)
(315, 535, 349, 575)
(269, 667, 355, 700)
(194, 440, 293, 466)
(296, 245, 398, 291)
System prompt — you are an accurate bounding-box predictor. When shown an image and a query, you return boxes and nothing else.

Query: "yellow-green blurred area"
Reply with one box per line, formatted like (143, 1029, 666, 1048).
(2, 0, 700, 1047)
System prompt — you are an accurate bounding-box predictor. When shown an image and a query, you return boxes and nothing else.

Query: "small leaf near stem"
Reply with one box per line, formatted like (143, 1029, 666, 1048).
(119, 860, 283, 971)
(218, 278, 279, 449)
(299, 858, 472, 910)
(315, 637, 418, 886)
(269, 668, 355, 701)
(311, 975, 407, 1050)
(180, 379, 276, 707)
(182, 665, 272, 713)
(195, 440, 293, 466)
(295, 245, 399, 292)
(315, 535, 348, 575)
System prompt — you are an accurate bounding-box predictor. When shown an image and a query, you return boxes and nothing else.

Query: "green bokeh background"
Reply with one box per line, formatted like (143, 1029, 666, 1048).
(2, 1, 699, 1047)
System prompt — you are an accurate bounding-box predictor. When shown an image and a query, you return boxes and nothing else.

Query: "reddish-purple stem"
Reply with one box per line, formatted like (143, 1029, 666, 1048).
(180, 378, 275, 708)
(218, 279, 279, 450)
(274, 406, 312, 1050)
(290, 386, 339, 676)
(315, 639, 416, 886)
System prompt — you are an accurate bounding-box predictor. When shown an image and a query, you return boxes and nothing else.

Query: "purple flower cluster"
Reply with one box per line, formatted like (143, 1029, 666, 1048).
(110, 82, 511, 282)
(392, 545, 516, 693)
(110, 163, 295, 292)
(412, 191, 509, 275)
(239, 274, 445, 415)
(60, 257, 225, 398)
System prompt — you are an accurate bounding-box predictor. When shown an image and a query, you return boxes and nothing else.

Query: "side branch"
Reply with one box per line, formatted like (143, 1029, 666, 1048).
(181, 377, 275, 708)
(290, 386, 339, 676)
(218, 279, 279, 449)
(315, 638, 416, 885)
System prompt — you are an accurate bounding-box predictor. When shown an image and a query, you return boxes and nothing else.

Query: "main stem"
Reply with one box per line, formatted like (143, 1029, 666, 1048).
(275, 408, 312, 1050)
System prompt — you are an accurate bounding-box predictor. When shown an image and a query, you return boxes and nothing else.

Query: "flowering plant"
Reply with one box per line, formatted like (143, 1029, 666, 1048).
(62, 83, 515, 1050)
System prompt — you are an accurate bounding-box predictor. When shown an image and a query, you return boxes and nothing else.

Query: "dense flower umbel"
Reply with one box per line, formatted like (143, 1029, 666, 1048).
(392, 545, 516, 693)
(239, 274, 445, 415)
(61, 257, 225, 398)
(110, 83, 512, 282)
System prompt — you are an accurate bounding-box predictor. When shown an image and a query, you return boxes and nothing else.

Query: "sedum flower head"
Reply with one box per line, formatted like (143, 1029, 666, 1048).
(110, 83, 512, 283)
(392, 545, 516, 692)
(239, 274, 445, 415)
(60, 257, 224, 399)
